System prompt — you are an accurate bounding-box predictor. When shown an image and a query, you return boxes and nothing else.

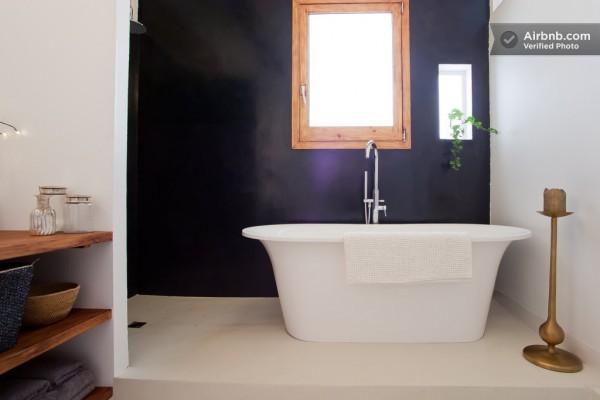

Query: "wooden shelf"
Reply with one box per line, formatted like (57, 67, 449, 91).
(85, 386, 113, 400)
(0, 231, 113, 261)
(0, 308, 111, 374)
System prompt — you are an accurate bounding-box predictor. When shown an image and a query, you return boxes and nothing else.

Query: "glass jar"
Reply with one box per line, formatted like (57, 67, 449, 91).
(39, 186, 67, 232)
(30, 194, 57, 236)
(63, 195, 93, 233)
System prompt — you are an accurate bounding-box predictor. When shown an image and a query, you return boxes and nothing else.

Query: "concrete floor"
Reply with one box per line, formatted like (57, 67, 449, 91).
(115, 295, 600, 400)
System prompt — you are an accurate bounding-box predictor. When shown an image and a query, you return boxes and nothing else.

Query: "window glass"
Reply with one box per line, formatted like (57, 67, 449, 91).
(439, 64, 472, 140)
(309, 13, 394, 127)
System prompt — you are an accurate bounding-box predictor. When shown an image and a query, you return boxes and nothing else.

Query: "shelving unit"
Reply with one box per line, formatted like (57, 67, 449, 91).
(0, 231, 113, 400)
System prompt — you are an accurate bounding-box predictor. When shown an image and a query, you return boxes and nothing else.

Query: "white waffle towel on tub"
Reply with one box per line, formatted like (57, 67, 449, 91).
(343, 232, 472, 284)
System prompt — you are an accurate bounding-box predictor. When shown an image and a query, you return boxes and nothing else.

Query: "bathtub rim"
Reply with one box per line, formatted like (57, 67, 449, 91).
(242, 223, 532, 243)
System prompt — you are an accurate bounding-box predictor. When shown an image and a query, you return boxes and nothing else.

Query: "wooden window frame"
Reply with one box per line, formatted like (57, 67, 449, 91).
(292, 0, 411, 150)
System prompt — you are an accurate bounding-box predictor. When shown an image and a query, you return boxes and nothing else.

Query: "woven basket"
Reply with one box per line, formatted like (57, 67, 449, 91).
(0, 263, 34, 352)
(22, 282, 80, 327)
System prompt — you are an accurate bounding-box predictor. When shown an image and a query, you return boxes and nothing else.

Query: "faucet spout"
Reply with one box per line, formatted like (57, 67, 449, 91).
(365, 139, 378, 159)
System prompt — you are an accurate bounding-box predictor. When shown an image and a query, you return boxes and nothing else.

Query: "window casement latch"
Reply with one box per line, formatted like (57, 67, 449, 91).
(300, 85, 307, 105)
(402, 129, 407, 143)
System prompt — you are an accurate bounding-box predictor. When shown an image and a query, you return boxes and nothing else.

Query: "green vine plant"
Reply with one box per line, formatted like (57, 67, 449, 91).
(448, 108, 499, 171)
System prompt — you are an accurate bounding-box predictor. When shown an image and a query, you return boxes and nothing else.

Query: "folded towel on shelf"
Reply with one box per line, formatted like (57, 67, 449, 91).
(8, 358, 83, 389)
(64, 381, 94, 400)
(0, 378, 50, 400)
(38, 369, 94, 400)
(344, 231, 472, 284)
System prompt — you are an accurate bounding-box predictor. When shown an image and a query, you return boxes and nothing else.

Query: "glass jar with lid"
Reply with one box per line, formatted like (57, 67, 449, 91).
(39, 186, 67, 231)
(63, 195, 93, 233)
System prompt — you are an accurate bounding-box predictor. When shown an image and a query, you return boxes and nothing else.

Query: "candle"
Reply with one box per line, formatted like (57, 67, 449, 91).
(543, 188, 567, 216)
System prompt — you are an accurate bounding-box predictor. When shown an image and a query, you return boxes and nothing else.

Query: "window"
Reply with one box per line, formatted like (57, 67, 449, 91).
(438, 64, 472, 140)
(292, 0, 411, 149)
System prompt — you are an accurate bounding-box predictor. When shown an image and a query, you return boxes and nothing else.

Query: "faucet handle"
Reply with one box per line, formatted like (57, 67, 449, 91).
(378, 200, 387, 217)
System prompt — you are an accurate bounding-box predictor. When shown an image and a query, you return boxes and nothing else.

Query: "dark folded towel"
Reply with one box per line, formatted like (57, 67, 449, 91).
(38, 369, 94, 400)
(55, 382, 94, 400)
(8, 358, 83, 389)
(0, 378, 50, 400)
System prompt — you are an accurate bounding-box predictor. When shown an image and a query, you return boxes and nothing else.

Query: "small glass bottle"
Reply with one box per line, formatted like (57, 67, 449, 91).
(29, 194, 57, 236)
(63, 195, 93, 233)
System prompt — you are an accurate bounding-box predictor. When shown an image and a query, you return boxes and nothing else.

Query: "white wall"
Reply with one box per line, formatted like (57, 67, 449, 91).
(490, 0, 600, 364)
(0, 0, 129, 384)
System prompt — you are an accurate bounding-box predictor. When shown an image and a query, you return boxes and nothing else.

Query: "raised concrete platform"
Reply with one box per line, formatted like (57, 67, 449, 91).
(115, 296, 600, 400)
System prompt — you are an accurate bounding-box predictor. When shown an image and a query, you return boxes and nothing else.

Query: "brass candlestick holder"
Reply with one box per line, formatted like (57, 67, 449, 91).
(523, 189, 582, 373)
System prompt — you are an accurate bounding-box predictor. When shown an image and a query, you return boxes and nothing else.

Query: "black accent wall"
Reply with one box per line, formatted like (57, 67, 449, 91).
(130, 0, 491, 297)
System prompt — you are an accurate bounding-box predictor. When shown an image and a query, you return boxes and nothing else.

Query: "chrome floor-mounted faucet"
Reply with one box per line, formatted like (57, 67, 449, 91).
(364, 140, 386, 224)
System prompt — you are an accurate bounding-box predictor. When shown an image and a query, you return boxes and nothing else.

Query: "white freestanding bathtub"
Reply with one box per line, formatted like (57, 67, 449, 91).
(242, 224, 531, 343)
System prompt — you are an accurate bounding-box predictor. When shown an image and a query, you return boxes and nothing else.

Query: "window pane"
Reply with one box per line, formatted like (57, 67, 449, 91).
(438, 64, 472, 140)
(309, 13, 394, 127)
